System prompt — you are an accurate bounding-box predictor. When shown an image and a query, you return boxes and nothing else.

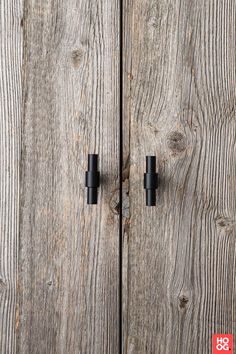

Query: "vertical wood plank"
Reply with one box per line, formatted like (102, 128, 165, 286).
(0, 1, 23, 353)
(123, 0, 236, 353)
(18, 1, 119, 353)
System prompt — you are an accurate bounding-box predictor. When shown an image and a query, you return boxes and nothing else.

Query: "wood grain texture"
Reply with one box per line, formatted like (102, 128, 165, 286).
(0, 1, 23, 353)
(18, 1, 119, 353)
(123, 0, 236, 353)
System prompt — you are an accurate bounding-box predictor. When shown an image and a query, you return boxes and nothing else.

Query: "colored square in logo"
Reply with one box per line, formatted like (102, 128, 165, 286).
(212, 334, 233, 353)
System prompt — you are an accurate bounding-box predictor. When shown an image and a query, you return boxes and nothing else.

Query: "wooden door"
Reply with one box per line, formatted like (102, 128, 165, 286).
(123, 0, 236, 353)
(1, 0, 236, 353)
(1, 1, 120, 353)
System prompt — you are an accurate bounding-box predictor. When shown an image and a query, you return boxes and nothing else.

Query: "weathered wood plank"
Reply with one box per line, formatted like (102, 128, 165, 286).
(0, 1, 23, 353)
(123, 0, 236, 353)
(18, 1, 119, 353)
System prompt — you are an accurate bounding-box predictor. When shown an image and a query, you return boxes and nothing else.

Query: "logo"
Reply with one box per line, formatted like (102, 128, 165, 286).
(213, 335, 233, 353)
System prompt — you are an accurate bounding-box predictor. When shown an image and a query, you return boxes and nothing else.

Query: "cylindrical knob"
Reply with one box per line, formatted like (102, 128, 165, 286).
(85, 154, 100, 204)
(88, 154, 98, 171)
(146, 156, 156, 173)
(144, 156, 158, 206)
(87, 188, 98, 204)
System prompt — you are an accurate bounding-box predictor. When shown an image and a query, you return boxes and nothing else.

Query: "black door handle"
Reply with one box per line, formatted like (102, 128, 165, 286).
(144, 156, 158, 206)
(85, 154, 100, 204)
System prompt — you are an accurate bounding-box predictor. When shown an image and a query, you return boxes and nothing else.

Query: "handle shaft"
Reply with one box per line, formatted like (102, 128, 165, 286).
(86, 154, 100, 205)
(144, 156, 158, 206)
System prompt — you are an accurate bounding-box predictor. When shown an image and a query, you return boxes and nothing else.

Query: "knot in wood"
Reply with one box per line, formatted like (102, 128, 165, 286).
(178, 295, 189, 309)
(167, 131, 186, 153)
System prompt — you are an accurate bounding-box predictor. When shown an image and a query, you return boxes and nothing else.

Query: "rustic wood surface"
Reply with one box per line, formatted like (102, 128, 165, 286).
(17, 1, 120, 353)
(0, 1, 23, 353)
(2, 0, 236, 352)
(123, 0, 236, 353)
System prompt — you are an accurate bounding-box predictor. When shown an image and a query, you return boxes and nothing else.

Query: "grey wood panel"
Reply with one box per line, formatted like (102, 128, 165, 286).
(0, 1, 23, 353)
(123, 0, 236, 353)
(18, 1, 119, 353)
